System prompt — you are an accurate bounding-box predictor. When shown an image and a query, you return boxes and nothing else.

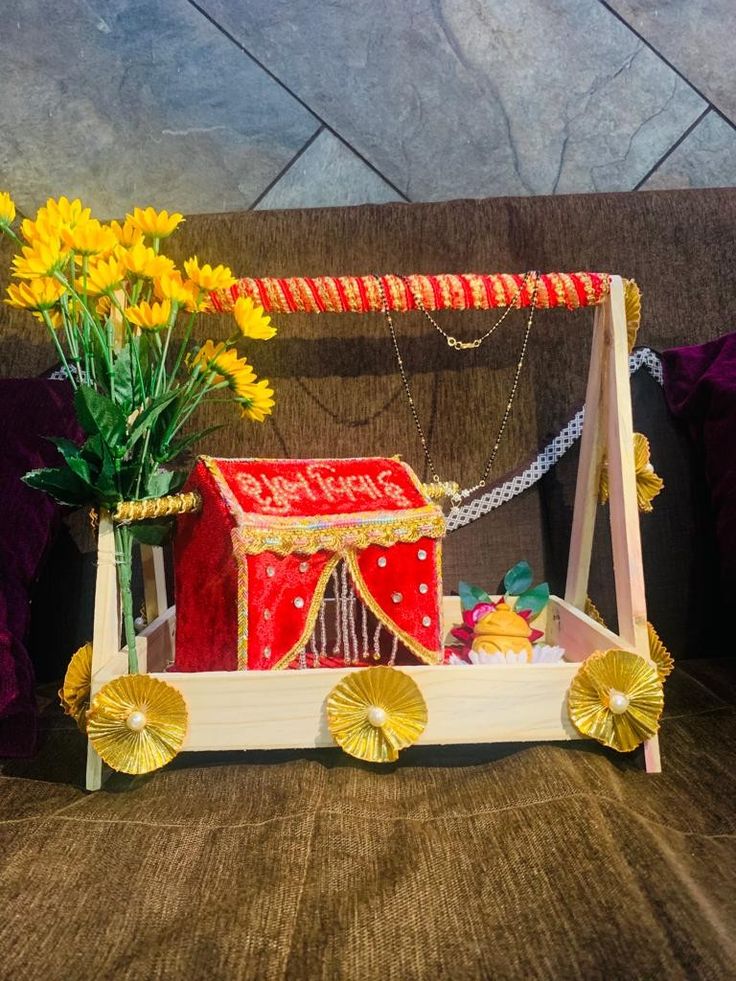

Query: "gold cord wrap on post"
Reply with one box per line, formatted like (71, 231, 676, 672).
(112, 491, 202, 525)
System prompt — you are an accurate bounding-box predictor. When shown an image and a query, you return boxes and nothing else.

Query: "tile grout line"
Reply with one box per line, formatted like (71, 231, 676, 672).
(248, 126, 325, 209)
(185, 0, 411, 203)
(633, 106, 711, 190)
(595, 0, 736, 130)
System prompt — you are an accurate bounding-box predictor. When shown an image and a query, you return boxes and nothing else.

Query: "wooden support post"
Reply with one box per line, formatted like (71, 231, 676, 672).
(86, 511, 119, 791)
(605, 277, 660, 772)
(565, 302, 609, 609)
(140, 545, 167, 625)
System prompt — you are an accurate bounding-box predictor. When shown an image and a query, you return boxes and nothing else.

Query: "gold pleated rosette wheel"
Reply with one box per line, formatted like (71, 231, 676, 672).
(326, 666, 428, 763)
(59, 642, 93, 733)
(86, 674, 188, 775)
(568, 649, 664, 753)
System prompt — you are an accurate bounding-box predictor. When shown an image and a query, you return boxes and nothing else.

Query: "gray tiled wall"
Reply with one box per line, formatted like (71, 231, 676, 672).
(1, 0, 734, 216)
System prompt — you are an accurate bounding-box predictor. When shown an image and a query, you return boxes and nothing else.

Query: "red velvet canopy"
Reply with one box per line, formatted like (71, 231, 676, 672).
(174, 457, 445, 671)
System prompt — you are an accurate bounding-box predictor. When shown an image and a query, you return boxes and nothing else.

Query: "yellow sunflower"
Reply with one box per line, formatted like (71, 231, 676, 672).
(190, 340, 256, 396)
(60, 218, 117, 257)
(5, 276, 65, 311)
(0, 191, 16, 226)
(39, 195, 91, 229)
(568, 649, 664, 753)
(83, 256, 125, 295)
(599, 432, 664, 512)
(233, 296, 276, 340)
(237, 378, 275, 421)
(118, 242, 165, 279)
(126, 299, 172, 332)
(154, 271, 191, 305)
(326, 666, 428, 763)
(110, 217, 144, 248)
(184, 256, 236, 291)
(11, 239, 66, 279)
(127, 206, 184, 239)
(86, 674, 188, 774)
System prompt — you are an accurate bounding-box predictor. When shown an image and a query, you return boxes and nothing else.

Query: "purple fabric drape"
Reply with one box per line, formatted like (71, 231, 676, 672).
(0, 379, 80, 757)
(662, 331, 736, 604)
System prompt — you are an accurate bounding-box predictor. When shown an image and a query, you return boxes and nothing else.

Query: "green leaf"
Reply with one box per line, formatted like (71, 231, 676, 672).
(503, 561, 534, 596)
(146, 469, 176, 498)
(458, 580, 491, 611)
(127, 390, 180, 449)
(46, 436, 93, 486)
(128, 522, 173, 547)
(22, 466, 91, 506)
(74, 385, 126, 453)
(111, 343, 143, 409)
(515, 583, 550, 619)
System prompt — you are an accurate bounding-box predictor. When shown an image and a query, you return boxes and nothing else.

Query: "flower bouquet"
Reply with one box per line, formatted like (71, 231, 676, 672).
(0, 191, 276, 674)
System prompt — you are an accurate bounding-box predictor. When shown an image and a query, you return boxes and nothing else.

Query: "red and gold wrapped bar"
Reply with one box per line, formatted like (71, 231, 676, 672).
(210, 271, 611, 315)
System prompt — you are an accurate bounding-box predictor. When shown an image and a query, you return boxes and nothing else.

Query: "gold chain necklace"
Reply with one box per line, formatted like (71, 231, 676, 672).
(401, 271, 534, 350)
(377, 272, 539, 508)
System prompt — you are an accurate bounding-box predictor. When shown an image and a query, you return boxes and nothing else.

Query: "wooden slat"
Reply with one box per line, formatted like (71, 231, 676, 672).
(564, 303, 609, 609)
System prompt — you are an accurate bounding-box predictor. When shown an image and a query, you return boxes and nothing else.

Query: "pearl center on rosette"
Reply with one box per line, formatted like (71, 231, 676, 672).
(126, 710, 147, 731)
(366, 705, 388, 728)
(608, 689, 630, 715)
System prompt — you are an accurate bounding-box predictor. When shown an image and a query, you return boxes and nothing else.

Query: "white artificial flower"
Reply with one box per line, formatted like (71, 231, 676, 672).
(448, 645, 567, 665)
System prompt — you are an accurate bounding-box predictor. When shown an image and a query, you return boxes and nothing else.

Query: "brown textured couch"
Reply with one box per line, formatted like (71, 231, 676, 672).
(1, 190, 735, 979)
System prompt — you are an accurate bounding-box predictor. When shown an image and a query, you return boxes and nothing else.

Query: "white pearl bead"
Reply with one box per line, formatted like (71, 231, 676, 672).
(266, 566, 275, 577)
(391, 592, 402, 604)
(126, 710, 147, 732)
(377, 556, 387, 568)
(422, 616, 431, 627)
(299, 561, 309, 573)
(417, 549, 427, 560)
(367, 705, 388, 727)
(264, 646, 271, 659)
(294, 597, 305, 609)
(608, 689, 630, 715)
(418, 583, 429, 594)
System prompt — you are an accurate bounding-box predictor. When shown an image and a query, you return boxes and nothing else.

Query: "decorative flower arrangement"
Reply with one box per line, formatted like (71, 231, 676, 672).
(599, 432, 663, 512)
(326, 666, 427, 763)
(567, 648, 664, 752)
(446, 561, 565, 664)
(0, 192, 277, 677)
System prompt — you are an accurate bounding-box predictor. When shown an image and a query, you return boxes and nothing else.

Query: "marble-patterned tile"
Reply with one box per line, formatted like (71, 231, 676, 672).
(197, 0, 706, 200)
(254, 129, 404, 210)
(0, 0, 319, 217)
(640, 111, 736, 190)
(604, 0, 736, 123)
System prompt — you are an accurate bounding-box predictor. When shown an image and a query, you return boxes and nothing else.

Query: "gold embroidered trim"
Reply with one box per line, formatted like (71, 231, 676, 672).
(226, 508, 445, 556)
(345, 551, 442, 666)
(232, 531, 250, 670)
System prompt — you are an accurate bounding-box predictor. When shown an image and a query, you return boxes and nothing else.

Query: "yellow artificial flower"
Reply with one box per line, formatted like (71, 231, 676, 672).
(233, 296, 276, 340)
(190, 340, 256, 397)
(128, 206, 184, 239)
(35, 308, 63, 329)
(0, 191, 16, 226)
(118, 241, 174, 279)
(184, 256, 236, 291)
(154, 271, 191, 305)
(237, 378, 275, 421)
(11, 239, 65, 279)
(110, 217, 144, 248)
(40, 195, 91, 228)
(83, 256, 124, 295)
(5, 276, 66, 311)
(126, 299, 172, 332)
(60, 218, 117, 256)
(96, 295, 112, 318)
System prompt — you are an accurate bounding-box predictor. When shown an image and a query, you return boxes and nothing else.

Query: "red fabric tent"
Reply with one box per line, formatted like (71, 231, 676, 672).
(174, 457, 445, 671)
